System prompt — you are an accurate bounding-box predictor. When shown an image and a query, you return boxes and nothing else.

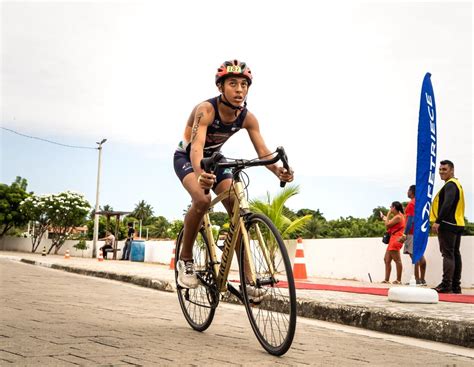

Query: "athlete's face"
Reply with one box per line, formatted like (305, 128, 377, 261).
(439, 164, 454, 181)
(220, 77, 249, 104)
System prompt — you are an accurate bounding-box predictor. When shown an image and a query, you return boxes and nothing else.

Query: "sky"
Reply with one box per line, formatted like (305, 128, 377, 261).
(1, 0, 472, 222)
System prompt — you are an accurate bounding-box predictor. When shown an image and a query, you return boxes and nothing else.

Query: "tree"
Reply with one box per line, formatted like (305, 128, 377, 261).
(298, 216, 327, 239)
(13, 176, 28, 191)
(250, 185, 312, 239)
(0, 178, 30, 238)
(209, 211, 229, 228)
(102, 204, 114, 212)
(131, 200, 154, 225)
(464, 218, 474, 235)
(167, 219, 184, 239)
(297, 208, 325, 221)
(369, 206, 389, 222)
(294, 208, 327, 239)
(148, 216, 170, 239)
(86, 216, 108, 240)
(89, 204, 114, 219)
(20, 194, 52, 252)
(47, 191, 91, 254)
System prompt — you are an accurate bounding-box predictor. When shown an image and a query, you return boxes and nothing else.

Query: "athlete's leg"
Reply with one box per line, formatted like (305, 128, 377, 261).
(180, 173, 211, 261)
(214, 178, 234, 216)
(214, 178, 236, 249)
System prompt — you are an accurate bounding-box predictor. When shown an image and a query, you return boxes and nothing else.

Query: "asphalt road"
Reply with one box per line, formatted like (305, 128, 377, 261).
(1, 259, 472, 366)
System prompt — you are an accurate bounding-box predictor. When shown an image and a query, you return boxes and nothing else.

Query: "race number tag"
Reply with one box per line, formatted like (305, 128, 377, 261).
(226, 65, 242, 73)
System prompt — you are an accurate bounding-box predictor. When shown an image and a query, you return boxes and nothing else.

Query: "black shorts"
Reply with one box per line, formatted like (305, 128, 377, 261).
(173, 150, 233, 188)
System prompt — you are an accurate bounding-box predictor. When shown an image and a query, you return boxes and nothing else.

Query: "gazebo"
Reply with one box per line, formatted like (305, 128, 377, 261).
(95, 210, 131, 260)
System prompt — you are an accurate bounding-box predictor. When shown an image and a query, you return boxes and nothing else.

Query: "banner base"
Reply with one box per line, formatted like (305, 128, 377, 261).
(388, 285, 439, 304)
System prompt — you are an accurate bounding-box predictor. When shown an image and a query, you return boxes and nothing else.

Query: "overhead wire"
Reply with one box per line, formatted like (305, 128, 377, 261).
(1, 126, 98, 150)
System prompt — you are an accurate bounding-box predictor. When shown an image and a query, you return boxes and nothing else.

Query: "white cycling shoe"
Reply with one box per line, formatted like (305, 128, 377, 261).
(177, 260, 199, 289)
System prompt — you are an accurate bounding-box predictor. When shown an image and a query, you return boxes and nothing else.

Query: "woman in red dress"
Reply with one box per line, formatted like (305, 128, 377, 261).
(380, 202, 405, 284)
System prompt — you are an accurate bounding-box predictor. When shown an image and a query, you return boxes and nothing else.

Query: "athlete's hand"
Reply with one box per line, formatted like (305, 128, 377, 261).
(276, 166, 294, 183)
(431, 223, 440, 234)
(197, 172, 216, 191)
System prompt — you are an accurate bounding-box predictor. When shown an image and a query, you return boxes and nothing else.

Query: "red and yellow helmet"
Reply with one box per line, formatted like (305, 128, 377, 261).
(215, 60, 252, 86)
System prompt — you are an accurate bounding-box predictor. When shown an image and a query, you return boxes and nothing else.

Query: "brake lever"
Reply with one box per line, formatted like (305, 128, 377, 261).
(200, 152, 224, 194)
(277, 146, 290, 188)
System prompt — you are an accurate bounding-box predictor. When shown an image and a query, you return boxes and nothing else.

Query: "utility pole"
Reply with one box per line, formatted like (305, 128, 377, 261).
(92, 138, 107, 257)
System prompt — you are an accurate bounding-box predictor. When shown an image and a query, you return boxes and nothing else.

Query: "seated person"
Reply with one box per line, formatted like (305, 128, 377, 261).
(99, 231, 115, 259)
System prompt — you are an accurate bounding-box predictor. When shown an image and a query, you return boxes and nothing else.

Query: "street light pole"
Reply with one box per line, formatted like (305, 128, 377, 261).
(92, 138, 107, 257)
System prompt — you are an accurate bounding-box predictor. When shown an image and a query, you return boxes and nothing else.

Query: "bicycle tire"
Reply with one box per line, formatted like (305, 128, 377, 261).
(239, 213, 297, 356)
(175, 227, 218, 332)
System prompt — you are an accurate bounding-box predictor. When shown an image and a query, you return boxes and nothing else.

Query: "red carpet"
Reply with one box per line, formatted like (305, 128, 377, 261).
(286, 281, 474, 304)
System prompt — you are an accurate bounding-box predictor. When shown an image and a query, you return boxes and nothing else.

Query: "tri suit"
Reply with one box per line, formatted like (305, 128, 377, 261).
(174, 96, 247, 186)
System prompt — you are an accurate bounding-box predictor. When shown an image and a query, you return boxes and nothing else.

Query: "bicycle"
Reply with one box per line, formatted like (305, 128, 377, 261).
(174, 147, 297, 356)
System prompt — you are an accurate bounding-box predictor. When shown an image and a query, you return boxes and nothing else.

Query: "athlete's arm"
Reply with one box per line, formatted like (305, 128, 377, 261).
(189, 102, 215, 188)
(182, 105, 199, 143)
(243, 112, 293, 182)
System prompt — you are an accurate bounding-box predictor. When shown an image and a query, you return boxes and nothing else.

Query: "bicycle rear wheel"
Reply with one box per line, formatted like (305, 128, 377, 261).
(239, 213, 297, 356)
(175, 227, 218, 332)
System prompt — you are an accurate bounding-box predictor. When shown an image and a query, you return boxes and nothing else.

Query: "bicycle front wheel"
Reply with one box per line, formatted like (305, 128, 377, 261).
(175, 227, 217, 332)
(239, 213, 297, 356)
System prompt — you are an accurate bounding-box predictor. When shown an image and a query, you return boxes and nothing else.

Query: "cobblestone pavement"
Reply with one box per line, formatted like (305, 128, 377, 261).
(1, 259, 473, 366)
(4, 252, 472, 324)
(1, 251, 473, 348)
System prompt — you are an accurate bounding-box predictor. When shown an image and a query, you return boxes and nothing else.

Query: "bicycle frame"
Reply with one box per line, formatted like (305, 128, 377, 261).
(201, 175, 274, 294)
(177, 147, 296, 356)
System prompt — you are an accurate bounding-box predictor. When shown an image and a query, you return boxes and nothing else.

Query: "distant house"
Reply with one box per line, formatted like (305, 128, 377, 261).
(47, 226, 88, 239)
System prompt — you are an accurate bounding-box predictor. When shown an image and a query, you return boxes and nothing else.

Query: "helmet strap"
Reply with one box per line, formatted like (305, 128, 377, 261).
(219, 94, 247, 117)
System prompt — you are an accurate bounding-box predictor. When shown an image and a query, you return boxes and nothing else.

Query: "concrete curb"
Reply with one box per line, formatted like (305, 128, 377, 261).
(20, 258, 176, 293)
(297, 299, 473, 348)
(18, 258, 473, 348)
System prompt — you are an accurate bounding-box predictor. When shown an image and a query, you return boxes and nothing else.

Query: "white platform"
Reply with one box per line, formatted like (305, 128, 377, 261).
(388, 285, 439, 304)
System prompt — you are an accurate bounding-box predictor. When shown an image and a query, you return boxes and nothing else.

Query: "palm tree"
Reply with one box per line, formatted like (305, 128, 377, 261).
(250, 185, 312, 264)
(131, 200, 154, 237)
(132, 200, 154, 222)
(250, 185, 312, 239)
(102, 204, 114, 212)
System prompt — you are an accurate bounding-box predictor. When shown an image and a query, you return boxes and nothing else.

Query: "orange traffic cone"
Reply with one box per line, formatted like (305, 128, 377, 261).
(293, 238, 308, 280)
(169, 246, 176, 270)
(64, 249, 70, 259)
(98, 249, 104, 262)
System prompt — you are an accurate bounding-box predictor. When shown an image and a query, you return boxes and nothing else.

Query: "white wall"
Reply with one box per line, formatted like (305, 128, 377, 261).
(0, 237, 126, 258)
(1, 235, 472, 287)
(145, 240, 175, 264)
(286, 236, 473, 287)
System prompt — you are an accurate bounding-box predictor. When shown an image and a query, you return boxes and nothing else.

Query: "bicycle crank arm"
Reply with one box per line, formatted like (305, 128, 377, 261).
(183, 290, 215, 309)
(227, 282, 244, 303)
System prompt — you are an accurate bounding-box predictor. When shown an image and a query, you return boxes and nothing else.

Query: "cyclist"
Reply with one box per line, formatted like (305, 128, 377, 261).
(173, 59, 294, 288)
